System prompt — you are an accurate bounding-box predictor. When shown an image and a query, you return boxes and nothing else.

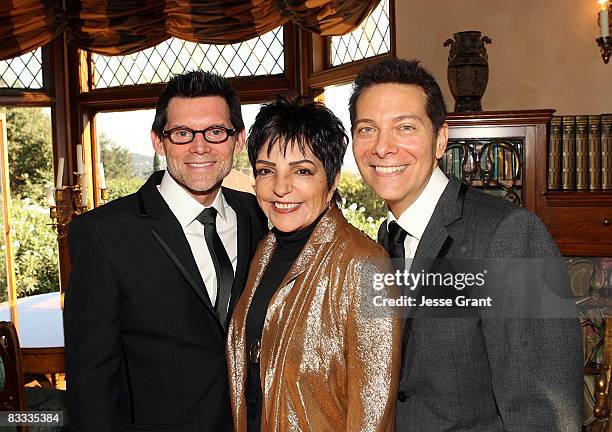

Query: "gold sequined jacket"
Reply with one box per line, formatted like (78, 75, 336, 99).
(227, 205, 401, 432)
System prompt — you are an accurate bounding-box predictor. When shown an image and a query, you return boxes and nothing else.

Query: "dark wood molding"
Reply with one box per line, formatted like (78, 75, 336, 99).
(79, 83, 164, 110)
(558, 244, 612, 256)
(308, 53, 392, 88)
(0, 92, 54, 106)
(544, 191, 612, 207)
(78, 74, 291, 110)
(446, 110, 556, 126)
(283, 24, 301, 96)
(232, 75, 292, 103)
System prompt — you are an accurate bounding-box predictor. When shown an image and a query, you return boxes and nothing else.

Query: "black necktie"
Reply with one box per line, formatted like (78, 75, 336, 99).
(196, 207, 234, 330)
(387, 221, 408, 271)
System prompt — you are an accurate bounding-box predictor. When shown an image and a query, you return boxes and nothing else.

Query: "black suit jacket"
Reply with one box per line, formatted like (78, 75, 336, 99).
(64, 171, 268, 432)
(379, 176, 582, 431)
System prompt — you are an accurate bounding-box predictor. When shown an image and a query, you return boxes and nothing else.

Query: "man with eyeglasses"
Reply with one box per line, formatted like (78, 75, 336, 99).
(64, 70, 267, 432)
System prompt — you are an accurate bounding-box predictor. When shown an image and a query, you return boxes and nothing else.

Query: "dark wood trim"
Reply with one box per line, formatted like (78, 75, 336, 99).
(41, 44, 53, 95)
(283, 24, 301, 96)
(78, 74, 290, 110)
(297, 27, 314, 97)
(310, 33, 326, 75)
(232, 75, 292, 104)
(544, 191, 612, 207)
(446, 110, 555, 126)
(308, 53, 392, 88)
(79, 83, 164, 110)
(557, 243, 612, 256)
(0, 92, 54, 106)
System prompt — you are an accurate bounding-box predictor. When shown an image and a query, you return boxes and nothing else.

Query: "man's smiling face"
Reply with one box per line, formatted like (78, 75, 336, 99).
(151, 96, 244, 206)
(352, 83, 447, 217)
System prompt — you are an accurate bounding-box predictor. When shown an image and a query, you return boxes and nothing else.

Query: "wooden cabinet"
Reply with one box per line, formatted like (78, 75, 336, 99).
(445, 110, 612, 257)
(544, 192, 612, 256)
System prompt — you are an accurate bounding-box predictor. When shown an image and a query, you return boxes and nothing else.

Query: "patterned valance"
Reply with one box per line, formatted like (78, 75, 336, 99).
(0, 0, 380, 59)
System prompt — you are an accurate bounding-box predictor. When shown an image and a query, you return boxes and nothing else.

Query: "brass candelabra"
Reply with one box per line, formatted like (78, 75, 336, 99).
(49, 185, 89, 238)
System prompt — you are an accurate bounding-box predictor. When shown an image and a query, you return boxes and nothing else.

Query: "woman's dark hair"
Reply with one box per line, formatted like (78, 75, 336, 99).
(151, 70, 244, 138)
(348, 58, 447, 135)
(247, 97, 348, 189)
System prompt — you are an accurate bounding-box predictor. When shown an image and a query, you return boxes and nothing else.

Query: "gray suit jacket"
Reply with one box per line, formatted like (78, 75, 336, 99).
(378, 176, 582, 431)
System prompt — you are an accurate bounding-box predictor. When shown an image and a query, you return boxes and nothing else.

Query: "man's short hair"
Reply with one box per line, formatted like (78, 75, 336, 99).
(348, 58, 447, 134)
(247, 97, 348, 189)
(151, 70, 244, 139)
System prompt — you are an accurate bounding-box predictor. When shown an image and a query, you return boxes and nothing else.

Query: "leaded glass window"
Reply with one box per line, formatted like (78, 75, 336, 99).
(0, 48, 43, 89)
(330, 0, 390, 66)
(92, 28, 284, 89)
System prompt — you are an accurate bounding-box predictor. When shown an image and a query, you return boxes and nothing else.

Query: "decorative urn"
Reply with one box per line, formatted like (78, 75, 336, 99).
(444, 31, 492, 112)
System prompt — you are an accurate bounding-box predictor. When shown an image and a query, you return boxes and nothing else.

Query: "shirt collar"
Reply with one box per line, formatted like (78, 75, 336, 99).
(387, 166, 449, 240)
(158, 170, 228, 228)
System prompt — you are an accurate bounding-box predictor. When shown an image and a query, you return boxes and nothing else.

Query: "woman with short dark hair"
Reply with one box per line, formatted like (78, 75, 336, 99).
(226, 97, 401, 432)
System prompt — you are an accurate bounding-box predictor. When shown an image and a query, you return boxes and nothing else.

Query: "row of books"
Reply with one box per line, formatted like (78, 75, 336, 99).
(548, 115, 612, 191)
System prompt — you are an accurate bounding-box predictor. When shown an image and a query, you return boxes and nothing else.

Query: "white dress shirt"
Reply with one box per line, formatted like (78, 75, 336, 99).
(158, 170, 237, 305)
(387, 167, 449, 259)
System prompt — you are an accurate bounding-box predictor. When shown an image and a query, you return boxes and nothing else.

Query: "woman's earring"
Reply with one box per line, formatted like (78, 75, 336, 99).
(327, 201, 332, 210)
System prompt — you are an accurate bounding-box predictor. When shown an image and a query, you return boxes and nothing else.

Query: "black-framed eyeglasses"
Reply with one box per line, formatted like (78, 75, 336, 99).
(162, 126, 236, 144)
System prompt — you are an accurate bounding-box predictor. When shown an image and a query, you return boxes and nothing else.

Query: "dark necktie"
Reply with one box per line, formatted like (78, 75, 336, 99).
(387, 221, 408, 271)
(196, 207, 234, 330)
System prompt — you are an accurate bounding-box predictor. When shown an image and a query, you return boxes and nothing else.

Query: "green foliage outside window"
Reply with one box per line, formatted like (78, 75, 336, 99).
(0, 107, 59, 301)
(337, 171, 386, 239)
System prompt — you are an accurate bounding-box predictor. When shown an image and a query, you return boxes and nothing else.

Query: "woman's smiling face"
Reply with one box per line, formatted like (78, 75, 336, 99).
(254, 140, 336, 233)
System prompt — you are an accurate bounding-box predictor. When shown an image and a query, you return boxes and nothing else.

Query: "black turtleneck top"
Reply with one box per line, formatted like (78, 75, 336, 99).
(245, 212, 325, 432)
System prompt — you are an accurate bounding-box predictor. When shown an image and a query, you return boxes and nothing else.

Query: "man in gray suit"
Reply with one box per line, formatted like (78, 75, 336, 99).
(349, 58, 583, 431)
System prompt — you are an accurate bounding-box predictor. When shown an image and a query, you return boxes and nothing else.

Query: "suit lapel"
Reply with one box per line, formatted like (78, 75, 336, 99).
(378, 176, 468, 381)
(414, 177, 466, 260)
(136, 172, 218, 322)
(408, 178, 467, 309)
(223, 188, 254, 318)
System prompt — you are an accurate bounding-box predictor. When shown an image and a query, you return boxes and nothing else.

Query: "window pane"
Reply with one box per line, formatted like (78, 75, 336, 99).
(92, 28, 284, 89)
(0, 107, 58, 300)
(96, 110, 159, 201)
(330, 0, 390, 66)
(225, 103, 260, 193)
(322, 84, 356, 171)
(0, 48, 44, 89)
(232, 103, 262, 170)
(321, 85, 386, 238)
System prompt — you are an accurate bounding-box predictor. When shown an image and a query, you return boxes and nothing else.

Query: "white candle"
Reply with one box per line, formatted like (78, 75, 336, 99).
(76, 144, 84, 174)
(81, 173, 88, 207)
(601, 9, 610, 38)
(45, 186, 55, 207)
(97, 162, 107, 189)
(55, 157, 64, 189)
